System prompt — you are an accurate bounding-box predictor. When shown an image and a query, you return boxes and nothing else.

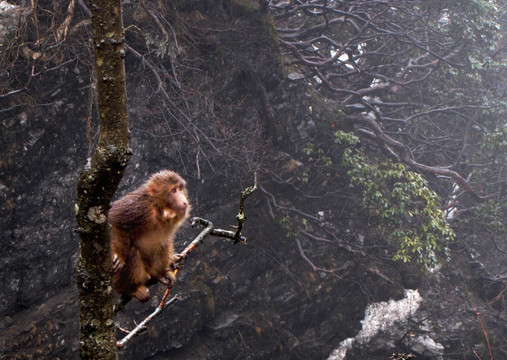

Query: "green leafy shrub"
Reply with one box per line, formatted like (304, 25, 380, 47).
(336, 131, 455, 266)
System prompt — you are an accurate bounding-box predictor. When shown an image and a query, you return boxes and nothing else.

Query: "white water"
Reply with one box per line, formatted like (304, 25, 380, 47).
(327, 289, 422, 360)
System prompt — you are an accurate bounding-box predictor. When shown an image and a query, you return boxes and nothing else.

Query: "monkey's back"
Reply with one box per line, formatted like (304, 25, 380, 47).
(109, 189, 151, 234)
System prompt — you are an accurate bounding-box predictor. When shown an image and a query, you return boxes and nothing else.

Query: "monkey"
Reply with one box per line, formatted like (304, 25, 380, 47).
(108, 170, 190, 303)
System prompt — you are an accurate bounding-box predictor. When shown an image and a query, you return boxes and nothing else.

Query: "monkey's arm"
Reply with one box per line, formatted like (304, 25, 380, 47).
(159, 253, 181, 286)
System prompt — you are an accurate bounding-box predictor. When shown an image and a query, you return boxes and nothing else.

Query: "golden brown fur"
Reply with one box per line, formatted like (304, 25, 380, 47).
(109, 170, 190, 302)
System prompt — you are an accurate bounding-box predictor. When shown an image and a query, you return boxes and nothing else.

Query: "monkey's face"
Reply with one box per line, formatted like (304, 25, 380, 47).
(162, 183, 189, 219)
(147, 171, 190, 221)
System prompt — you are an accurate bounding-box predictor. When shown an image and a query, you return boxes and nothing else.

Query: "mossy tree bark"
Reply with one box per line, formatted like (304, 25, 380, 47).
(74, 0, 130, 358)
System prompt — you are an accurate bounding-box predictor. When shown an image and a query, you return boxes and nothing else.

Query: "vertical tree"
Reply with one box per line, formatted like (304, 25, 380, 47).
(74, 0, 130, 358)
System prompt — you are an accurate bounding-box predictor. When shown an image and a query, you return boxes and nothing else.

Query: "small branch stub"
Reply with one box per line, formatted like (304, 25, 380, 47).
(234, 172, 258, 243)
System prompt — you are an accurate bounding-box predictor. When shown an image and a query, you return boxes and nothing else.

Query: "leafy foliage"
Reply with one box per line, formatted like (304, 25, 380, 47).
(144, 33, 176, 59)
(336, 131, 454, 266)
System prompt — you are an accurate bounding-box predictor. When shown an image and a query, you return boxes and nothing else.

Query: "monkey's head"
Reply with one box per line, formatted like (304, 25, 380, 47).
(147, 170, 190, 221)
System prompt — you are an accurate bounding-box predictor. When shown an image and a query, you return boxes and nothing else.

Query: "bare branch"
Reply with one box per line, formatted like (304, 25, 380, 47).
(116, 296, 178, 349)
(294, 237, 351, 275)
(56, 0, 76, 42)
(356, 114, 500, 202)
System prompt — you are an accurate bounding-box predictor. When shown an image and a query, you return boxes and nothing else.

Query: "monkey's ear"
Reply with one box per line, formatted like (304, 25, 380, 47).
(163, 208, 177, 219)
(148, 184, 159, 196)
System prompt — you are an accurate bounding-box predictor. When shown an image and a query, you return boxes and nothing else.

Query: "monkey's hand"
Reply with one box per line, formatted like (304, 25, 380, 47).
(171, 253, 184, 268)
(112, 253, 124, 273)
(160, 270, 176, 287)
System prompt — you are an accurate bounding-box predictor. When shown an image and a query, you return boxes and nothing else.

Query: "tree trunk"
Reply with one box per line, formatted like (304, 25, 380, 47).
(74, 0, 130, 358)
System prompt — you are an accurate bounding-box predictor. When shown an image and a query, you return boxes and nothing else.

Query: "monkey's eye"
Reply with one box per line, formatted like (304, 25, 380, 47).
(171, 187, 177, 193)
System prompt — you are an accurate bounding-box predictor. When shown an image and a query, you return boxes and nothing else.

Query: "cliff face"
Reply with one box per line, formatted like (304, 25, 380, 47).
(0, 1, 504, 359)
(0, 72, 88, 316)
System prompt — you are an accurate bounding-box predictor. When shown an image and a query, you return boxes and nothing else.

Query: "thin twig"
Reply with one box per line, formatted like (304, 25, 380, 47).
(56, 0, 76, 42)
(116, 296, 178, 348)
(473, 306, 494, 360)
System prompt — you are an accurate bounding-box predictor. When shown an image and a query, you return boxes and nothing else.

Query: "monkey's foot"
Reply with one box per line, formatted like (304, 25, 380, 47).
(132, 286, 151, 303)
